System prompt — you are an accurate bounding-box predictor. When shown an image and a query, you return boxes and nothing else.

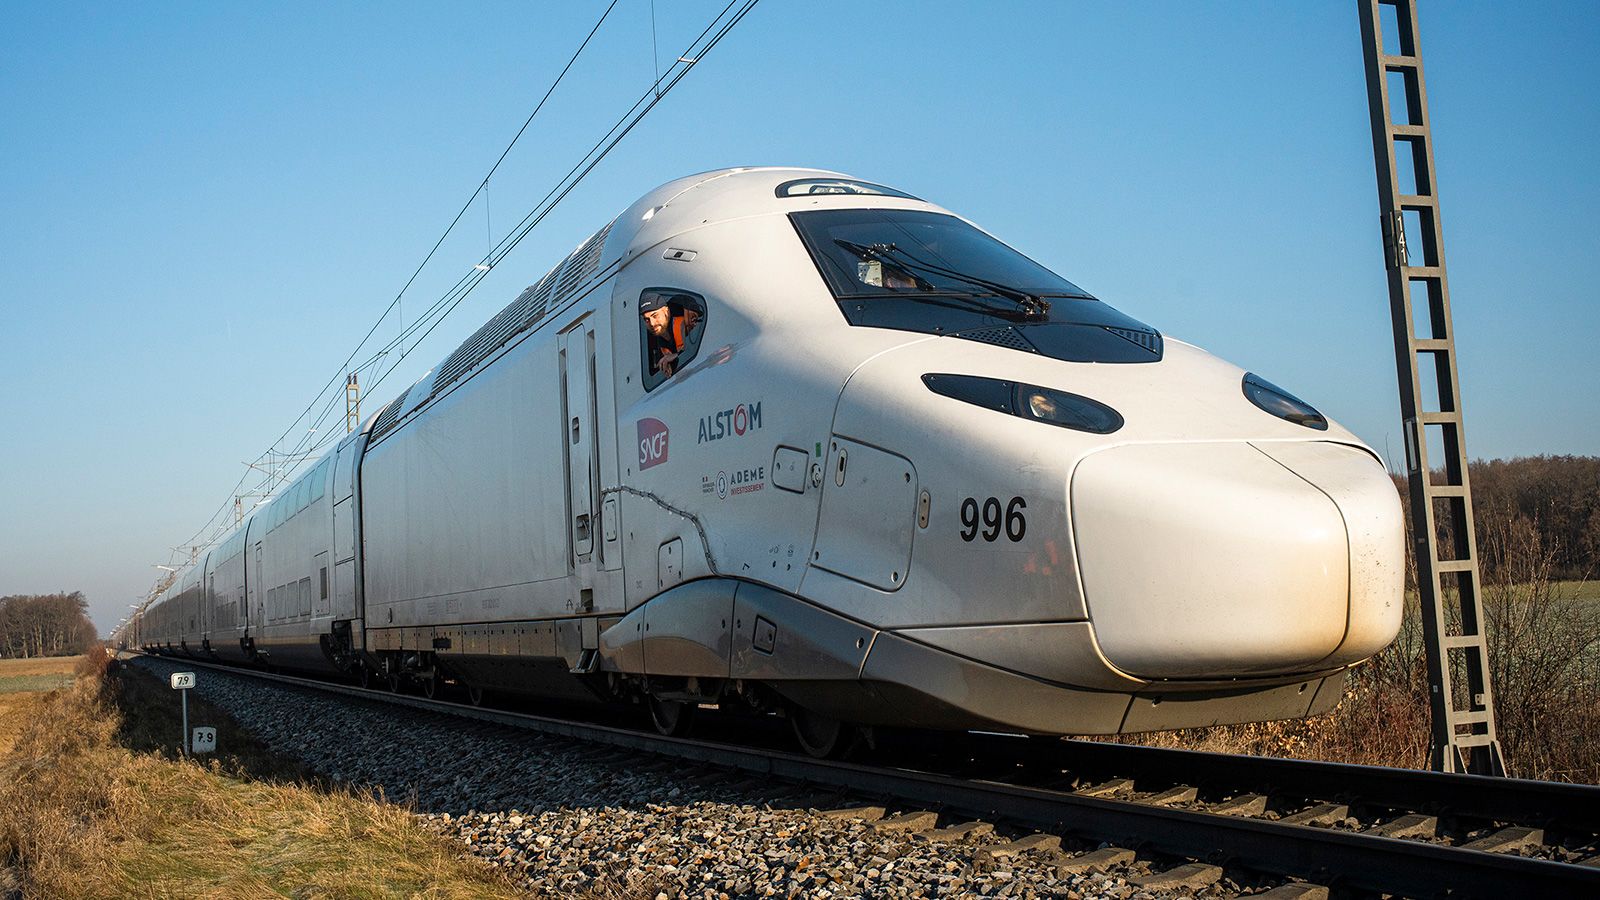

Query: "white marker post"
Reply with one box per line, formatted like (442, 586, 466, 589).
(170, 671, 196, 755)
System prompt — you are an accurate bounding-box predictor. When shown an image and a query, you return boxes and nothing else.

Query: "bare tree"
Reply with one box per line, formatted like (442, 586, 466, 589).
(0, 592, 98, 658)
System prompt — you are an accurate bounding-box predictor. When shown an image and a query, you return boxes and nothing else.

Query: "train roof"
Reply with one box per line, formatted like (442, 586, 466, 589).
(606, 166, 933, 255)
(364, 167, 938, 445)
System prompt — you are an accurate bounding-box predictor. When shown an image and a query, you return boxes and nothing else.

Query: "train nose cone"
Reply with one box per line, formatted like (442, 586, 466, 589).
(1071, 441, 1402, 679)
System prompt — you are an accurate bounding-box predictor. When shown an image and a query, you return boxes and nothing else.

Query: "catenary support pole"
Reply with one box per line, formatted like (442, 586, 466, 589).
(1356, 0, 1505, 775)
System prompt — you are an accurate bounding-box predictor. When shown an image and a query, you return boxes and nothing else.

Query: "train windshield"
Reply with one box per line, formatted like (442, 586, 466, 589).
(790, 208, 1164, 363)
(789, 208, 1091, 302)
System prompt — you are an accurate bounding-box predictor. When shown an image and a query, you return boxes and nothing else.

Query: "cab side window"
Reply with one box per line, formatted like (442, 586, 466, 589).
(639, 288, 707, 391)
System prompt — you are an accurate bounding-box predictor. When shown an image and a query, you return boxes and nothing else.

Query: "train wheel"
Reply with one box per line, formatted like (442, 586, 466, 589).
(421, 671, 441, 700)
(466, 684, 486, 707)
(790, 705, 849, 759)
(357, 665, 372, 690)
(648, 695, 696, 737)
(385, 670, 402, 693)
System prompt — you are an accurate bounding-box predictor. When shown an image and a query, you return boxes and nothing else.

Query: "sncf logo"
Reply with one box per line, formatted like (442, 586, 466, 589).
(637, 418, 670, 470)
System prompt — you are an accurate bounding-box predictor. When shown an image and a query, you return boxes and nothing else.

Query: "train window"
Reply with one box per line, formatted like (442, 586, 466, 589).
(790, 208, 1087, 301)
(789, 208, 1166, 362)
(639, 288, 708, 392)
(775, 177, 919, 200)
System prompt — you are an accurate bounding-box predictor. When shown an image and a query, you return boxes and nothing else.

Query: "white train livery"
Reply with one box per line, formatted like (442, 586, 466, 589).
(129, 167, 1404, 755)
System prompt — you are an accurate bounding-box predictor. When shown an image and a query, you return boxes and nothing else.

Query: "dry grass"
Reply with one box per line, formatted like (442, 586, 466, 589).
(1115, 515, 1600, 784)
(0, 694, 49, 760)
(0, 648, 529, 899)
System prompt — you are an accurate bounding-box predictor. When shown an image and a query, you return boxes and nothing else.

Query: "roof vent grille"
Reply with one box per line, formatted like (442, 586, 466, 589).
(1104, 326, 1163, 355)
(429, 219, 615, 401)
(369, 387, 412, 438)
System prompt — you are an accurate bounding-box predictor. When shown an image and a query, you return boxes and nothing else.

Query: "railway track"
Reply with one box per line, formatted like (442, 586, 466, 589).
(131, 654, 1600, 897)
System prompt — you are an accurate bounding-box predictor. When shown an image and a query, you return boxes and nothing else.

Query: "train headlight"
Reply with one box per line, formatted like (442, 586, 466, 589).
(1242, 373, 1328, 430)
(923, 373, 1123, 434)
(1021, 387, 1123, 433)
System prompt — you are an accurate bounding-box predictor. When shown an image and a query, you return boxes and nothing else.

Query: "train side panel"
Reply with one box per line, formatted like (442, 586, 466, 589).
(359, 315, 603, 629)
(205, 528, 251, 662)
(253, 456, 339, 671)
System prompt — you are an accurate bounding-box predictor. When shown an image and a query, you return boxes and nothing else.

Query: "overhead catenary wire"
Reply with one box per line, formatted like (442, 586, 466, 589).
(256, 0, 624, 466)
(142, 2, 625, 586)
(343, 0, 761, 410)
(265, 0, 761, 468)
(143, 0, 763, 602)
(188, 0, 760, 548)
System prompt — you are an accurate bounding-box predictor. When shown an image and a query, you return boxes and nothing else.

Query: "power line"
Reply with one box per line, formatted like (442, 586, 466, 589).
(344, 0, 762, 411)
(148, 3, 627, 575)
(256, 0, 624, 472)
(272, 0, 763, 472)
(147, 0, 763, 593)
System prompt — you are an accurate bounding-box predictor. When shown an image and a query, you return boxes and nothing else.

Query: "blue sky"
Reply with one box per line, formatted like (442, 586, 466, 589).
(2, 2, 1596, 635)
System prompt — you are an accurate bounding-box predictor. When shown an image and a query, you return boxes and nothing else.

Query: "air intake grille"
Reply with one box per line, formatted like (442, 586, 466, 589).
(553, 219, 612, 306)
(1104, 326, 1163, 355)
(956, 326, 1035, 352)
(369, 387, 411, 438)
(428, 218, 615, 401)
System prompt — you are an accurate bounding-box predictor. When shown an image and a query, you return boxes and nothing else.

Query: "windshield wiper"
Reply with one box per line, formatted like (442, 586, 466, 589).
(834, 239, 1052, 320)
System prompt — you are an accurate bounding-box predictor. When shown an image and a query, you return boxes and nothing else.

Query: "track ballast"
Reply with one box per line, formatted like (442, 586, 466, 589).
(128, 654, 1600, 898)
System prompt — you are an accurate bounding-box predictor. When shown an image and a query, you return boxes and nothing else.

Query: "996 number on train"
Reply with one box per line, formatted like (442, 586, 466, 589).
(958, 496, 1026, 542)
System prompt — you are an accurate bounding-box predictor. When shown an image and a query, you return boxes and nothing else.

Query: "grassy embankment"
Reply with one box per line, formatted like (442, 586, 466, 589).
(0, 649, 527, 898)
(1121, 576, 1600, 784)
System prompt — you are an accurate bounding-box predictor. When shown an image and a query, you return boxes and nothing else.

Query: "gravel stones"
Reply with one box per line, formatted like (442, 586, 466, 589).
(132, 658, 1235, 898)
(429, 803, 1176, 898)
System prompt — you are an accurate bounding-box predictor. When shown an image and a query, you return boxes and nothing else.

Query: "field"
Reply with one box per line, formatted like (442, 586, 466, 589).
(0, 650, 527, 898)
(0, 655, 81, 758)
(1557, 579, 1600, 602)
(0, 654, 80, 692)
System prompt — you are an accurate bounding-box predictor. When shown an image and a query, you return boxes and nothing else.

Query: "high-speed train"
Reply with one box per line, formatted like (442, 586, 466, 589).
(127, 167, 1403, 755)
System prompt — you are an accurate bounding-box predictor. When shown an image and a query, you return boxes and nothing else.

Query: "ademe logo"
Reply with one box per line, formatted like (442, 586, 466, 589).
(697, 401, 762, 444)
(637, 418, 669, 470)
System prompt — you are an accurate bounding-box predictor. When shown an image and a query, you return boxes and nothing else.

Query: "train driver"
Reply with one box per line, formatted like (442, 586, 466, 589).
(641, 293, 681, 377)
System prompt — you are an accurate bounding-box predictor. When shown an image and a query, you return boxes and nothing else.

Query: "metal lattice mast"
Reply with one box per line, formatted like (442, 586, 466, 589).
(1357, 0, 1505, 776)
(345, 372, 362, 433)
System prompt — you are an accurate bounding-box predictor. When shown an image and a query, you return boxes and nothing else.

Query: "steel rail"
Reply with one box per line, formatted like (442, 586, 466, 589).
(131, 655, 1600, 897)
(1042, 739, 1600, 834)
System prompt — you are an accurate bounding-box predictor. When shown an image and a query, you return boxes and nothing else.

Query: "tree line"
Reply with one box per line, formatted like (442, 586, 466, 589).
(1408, 455, 1600, 580)
(0, 592, 98, 658)
(1470, 455, 1600, 580)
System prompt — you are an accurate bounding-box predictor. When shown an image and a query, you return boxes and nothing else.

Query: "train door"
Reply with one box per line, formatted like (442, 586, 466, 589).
(251, 542, 263, 634)
(332, 438, 360, 622)
(559, 317, 598, 566)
